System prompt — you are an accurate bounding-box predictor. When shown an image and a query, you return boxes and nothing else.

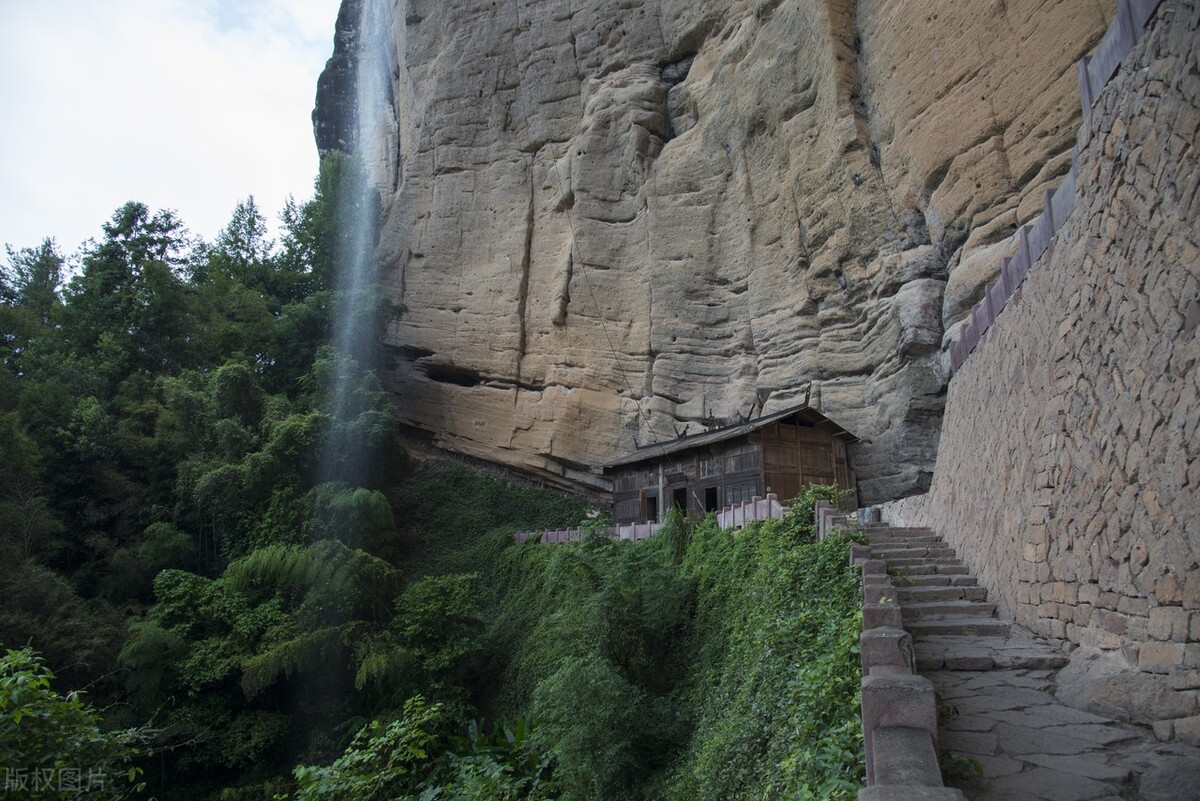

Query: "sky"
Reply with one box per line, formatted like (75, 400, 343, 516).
(0, 0, 343, 255)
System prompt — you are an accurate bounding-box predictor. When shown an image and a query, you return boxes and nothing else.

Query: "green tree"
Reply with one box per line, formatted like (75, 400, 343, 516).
(0, 413, 63, 561)
(204, 197, 274, 284)
(60, 202, 195, 381)
(2, 238, 63, 325)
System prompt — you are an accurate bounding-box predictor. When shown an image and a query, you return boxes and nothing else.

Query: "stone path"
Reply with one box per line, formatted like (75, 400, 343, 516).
(863, 524, 1200, 801)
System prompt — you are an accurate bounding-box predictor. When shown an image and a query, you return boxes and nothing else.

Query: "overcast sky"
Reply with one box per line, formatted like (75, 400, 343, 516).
(0, 0, 342, 255)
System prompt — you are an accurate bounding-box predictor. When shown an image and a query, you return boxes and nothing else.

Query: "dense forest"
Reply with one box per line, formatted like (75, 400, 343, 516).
(0, 154, 864, 800)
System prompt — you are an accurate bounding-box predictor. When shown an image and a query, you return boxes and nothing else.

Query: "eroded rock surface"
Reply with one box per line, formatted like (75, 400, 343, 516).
(315, 0, 1112, 500)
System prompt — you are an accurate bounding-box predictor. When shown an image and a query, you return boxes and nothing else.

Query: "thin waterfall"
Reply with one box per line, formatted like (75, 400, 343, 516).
(320, 0, 395, 488)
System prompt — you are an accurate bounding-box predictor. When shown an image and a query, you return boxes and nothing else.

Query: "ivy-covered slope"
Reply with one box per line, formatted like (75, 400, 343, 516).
(302, 468, 867, 801)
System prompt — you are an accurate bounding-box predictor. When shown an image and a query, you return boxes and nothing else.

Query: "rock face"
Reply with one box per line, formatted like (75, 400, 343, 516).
(314, 0, 1112, 501)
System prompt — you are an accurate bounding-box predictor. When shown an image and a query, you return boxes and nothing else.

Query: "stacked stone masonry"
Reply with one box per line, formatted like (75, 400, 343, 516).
(880, 1, 1200, 743)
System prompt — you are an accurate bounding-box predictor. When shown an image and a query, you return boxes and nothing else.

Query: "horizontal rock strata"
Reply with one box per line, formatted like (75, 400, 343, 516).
(315, 0, 1112, 500)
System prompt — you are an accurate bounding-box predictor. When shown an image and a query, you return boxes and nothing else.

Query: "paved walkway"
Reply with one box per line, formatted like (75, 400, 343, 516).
(863, 524, 1200, 800)
(933, 649, 1200, 800)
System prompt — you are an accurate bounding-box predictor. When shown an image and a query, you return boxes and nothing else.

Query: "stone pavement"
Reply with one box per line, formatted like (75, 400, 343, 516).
(864, 524, 1200, 800)
(933, 653, 1200, 800)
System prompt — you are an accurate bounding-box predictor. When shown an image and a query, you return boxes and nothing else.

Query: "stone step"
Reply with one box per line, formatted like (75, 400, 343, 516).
(870, 546, 958, 559)
(901, 575, 953, 586)
(901, 600, 998, 621)
(884, 556, 966, 567)
(864, 534, 945, 546)
(914, 635, 1070, 671)
(908, 617, 1011, 637)
(896, 585, 988, 602)
(866, 539, 947, 550)
(861, 525, 935, 535)
(899, 573, 979, 587)
(894, 563, 971, 576)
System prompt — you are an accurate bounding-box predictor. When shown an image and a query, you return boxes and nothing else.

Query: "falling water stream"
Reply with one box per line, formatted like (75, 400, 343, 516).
(320, 0, 396, 487)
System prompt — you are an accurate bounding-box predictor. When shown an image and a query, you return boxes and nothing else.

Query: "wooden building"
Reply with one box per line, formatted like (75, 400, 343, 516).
(604, 404, 858, 524)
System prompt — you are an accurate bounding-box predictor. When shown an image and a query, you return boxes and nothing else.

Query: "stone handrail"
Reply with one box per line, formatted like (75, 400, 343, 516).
(513, 493, 791, 544)
(513, 521, 662, 544)
(817, 505, 965, 801)
(948, 0, 1164, 377)
(715, 493, 789, 529)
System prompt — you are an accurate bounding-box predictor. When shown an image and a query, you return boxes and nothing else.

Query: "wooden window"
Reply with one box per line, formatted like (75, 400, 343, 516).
(725, 480, 758, 506)
(615, 473, 639, 491)
(723, 442, 761, 473)
(616, 498, 640, 521)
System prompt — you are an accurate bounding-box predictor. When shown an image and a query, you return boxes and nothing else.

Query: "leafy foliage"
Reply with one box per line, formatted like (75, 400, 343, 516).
(2, 147, 865, 801)
(0, 648, 144, 800)
(664, 519, 864, 801)
(292, 695, 442, 800)
(0, 154, 420, 798)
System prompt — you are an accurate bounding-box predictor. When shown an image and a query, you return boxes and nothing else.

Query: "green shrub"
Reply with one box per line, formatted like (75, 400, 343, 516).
(0, 647, 145, 800)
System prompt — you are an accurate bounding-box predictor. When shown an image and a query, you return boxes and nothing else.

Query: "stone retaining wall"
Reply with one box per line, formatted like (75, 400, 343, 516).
(879, 0, 1199, 742)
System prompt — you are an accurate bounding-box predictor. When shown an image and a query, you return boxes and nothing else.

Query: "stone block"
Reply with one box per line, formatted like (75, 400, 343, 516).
(1186, 644, 1200, 668)
(1058, 667, 1196, 724)
(871, 727, 943, 787)
(1156, 574, 1183, 605)
(986, 279, 1007, 321)
(862, 674, 939, 785)
(1080, 584, 1101, 605)
(1139, 642, 1185, 673)
(1138, 755, 1200, 800)
(1184, 574, 1200, 611)
(1175, 715, 1200, 746)
(1094, 608, 1128, 634)
(864, 603, 904, 630)
(861, 627, 915, 674)
(866, 583, 897, 605)
(858, 787, 966, 801)
(1150, 606, 1190, 641)
(1168, 671, 1200, 691)
(1117, 595, 1150, 617)
(1152, 718, 1174, 741)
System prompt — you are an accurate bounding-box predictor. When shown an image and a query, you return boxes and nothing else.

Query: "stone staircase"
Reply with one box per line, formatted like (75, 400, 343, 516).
(854, 521, 1200, 800)
(861, 524, 1070, 673)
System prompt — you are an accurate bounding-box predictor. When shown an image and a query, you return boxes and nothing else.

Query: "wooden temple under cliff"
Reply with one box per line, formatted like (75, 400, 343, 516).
(603, 403, 858, 525)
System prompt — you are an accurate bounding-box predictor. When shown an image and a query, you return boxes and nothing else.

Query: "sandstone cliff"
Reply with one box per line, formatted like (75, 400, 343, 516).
(314, 0, 1114, 502)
